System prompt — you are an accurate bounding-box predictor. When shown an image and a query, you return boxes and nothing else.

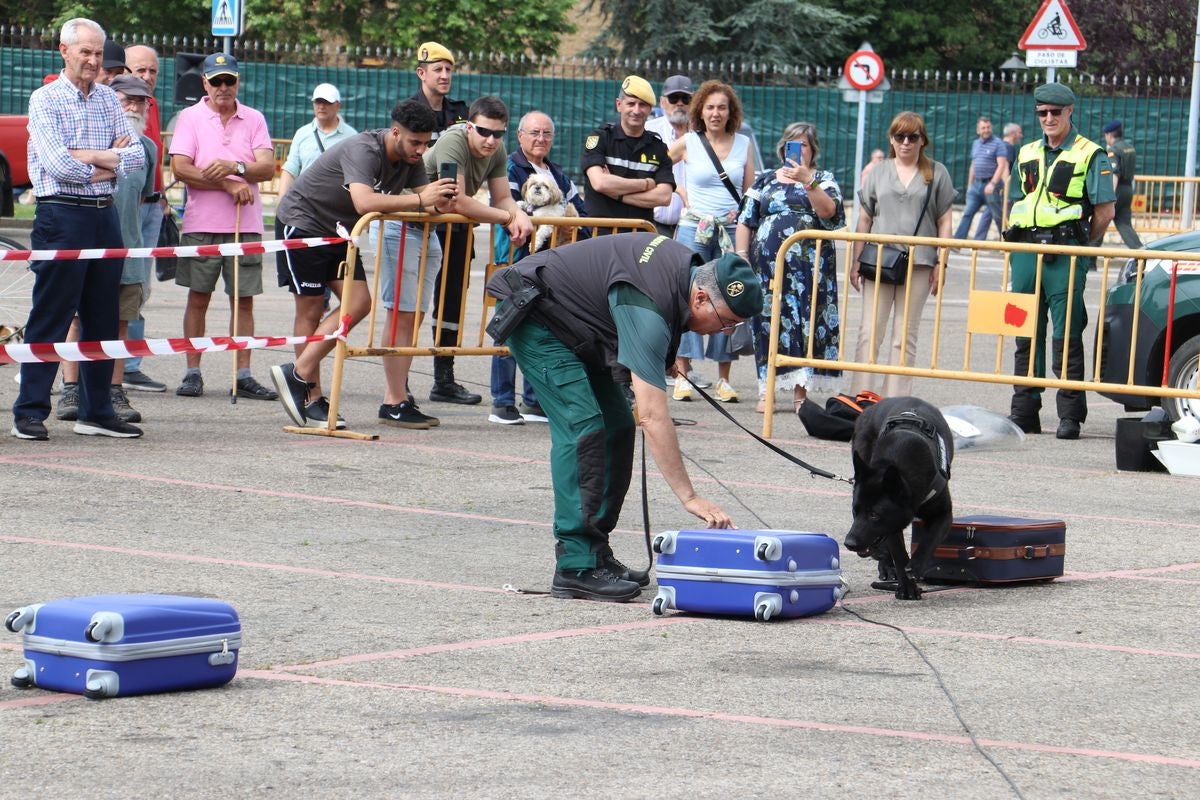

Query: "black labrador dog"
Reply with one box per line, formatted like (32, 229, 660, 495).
(844, 397, 954, 600)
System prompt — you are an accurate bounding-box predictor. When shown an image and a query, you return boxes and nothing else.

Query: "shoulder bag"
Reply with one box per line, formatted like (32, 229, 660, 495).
(858, 177, 933, 285)
(696, 132, 741, 205)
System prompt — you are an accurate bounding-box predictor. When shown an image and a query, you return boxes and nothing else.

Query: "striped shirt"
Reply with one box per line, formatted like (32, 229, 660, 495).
(26, 72, 144, 198)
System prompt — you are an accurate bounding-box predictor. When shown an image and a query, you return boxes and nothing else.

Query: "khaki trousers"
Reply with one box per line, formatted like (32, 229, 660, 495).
(851, 267, 932, 397)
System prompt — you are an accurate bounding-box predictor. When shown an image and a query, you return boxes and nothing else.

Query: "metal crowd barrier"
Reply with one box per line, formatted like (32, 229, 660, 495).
(294, 212, 656, 439)
(760, 230, 1200, 438)
(1129, 175, 1200, 236)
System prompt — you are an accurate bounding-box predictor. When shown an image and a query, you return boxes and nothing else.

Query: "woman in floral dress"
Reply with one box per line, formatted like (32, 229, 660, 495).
(735, 122, 845, 413)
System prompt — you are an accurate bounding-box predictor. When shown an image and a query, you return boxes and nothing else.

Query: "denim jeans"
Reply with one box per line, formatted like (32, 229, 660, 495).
(491, 354, 538, 408)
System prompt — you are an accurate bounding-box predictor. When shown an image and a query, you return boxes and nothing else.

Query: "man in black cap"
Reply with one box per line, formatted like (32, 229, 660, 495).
(1004, 82, 1115, 440)
(486, 233, 760, 602)
(1102, 120, 1142, 250)
(645, 75, 694, 238)
(99, 39, 126, 84)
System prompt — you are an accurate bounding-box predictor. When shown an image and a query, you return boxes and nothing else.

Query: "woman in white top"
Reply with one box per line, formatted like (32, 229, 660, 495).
(666, 80, 754, 403)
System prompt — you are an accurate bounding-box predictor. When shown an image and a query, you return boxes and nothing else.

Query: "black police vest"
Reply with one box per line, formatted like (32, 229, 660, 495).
(488, 233, 698, 375)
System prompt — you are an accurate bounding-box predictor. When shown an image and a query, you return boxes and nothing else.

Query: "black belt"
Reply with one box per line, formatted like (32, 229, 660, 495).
(143, 192, 161, 204)
(37, 194, 113, 208)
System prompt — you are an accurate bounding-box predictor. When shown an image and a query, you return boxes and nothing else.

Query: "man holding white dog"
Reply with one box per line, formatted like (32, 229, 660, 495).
(488, 110, 587, 425)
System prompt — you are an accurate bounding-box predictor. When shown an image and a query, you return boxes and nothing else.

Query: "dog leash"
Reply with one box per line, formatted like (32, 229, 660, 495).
(684, 376, 853, 484)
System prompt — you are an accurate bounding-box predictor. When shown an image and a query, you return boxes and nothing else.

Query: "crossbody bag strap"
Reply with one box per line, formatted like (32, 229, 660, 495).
(912, 177, 933, 236)
(697, 133, 741, 204)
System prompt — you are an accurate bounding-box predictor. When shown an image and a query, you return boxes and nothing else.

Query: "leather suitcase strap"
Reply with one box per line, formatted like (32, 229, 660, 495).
(932, 543, 1066, 561)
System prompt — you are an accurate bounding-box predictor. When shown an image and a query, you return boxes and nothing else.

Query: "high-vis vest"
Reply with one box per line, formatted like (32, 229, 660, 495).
(1009, 133, 1102, 229)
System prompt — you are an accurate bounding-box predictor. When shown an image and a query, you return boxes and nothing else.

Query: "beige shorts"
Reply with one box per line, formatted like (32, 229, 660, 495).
(176, 232, 264, 297)
(118, 283, 144, 322)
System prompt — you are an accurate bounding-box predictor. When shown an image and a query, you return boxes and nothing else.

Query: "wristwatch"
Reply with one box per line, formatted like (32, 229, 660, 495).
(234, 161, 246, 176)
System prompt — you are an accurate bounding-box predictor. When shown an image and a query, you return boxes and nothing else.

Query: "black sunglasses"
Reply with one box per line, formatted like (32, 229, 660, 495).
(471, 123, 506, 139)
(1035, 107, 1065, 118)
(207, 75, 237, 87)
(892, 132, 922, 144)
(666, 93, 691, 105)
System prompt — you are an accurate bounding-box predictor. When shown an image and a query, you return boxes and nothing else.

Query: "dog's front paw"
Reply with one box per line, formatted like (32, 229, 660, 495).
(894, 583, 924, 600)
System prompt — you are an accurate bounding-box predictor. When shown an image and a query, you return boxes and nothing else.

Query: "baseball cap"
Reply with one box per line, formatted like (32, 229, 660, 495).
(1102, 119, 1123, 134)
(312, 83, 341, 103)
(1033, 82, 1075, 107)
(417, 42, 455, 66)
(620, 75, 655, 106)
(710, 252, 764, 319)
(102, 40, 126, 70)
(202, 52, 239, 80)
(661, 75, 695, 97)
(109, 74, 152, 98)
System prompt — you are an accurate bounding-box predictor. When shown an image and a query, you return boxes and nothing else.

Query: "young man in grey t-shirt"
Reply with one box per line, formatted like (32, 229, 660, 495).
(270, 99, 457, 429)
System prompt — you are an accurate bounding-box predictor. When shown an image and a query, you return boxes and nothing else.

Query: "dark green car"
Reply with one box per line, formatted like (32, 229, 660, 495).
(1098, 230, 1200, 421)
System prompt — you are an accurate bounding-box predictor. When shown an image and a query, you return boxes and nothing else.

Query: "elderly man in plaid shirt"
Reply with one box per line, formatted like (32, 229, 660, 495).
(12, 17, 145, 441)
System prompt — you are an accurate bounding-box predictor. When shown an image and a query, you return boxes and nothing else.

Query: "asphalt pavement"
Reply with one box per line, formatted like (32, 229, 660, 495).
(1, 226, 1198, 799)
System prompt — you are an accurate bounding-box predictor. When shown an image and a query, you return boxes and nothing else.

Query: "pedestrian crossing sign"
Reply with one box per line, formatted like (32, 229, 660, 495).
(212, 0, 243, 37)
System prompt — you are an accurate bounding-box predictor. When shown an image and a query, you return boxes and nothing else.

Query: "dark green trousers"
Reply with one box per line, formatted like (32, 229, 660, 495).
(507, 319, 635, 571)
(1009, 249, 1090, 422)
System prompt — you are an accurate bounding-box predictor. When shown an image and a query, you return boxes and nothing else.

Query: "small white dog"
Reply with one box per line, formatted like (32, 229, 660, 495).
(518, 173, 578, 253)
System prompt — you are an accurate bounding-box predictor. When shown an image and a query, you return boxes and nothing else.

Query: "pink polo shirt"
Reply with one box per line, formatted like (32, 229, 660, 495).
(169, 98, 272, 234)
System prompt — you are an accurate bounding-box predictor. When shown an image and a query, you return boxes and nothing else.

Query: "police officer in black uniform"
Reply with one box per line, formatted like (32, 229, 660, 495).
(1102, 119, 1142, 250)
(581, 75, 675, 228)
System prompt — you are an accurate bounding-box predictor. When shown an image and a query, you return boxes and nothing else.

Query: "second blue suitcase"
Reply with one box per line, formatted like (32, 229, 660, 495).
(5, 594, 241, 699)
(651, 530, 844, 621)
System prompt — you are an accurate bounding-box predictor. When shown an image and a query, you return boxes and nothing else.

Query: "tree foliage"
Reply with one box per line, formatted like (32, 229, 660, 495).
(583, 0, 858, 67)
(1071, 0, 1196, 76)
(0, 0, 577, 57)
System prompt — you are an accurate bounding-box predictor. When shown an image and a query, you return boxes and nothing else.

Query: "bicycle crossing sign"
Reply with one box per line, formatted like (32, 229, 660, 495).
(1019, 0, 1086, 50)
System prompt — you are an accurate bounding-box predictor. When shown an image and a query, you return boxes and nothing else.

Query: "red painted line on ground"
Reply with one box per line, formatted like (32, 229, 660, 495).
(240, 669, 1200, 769)
(1067, 561, 1200, 580)
(0, 642, 22, 652)
(0, 693, 83, 711)
(816, 617, 1200, 660)
(284, 617, 696, 671)
(0, 458, 552, 530)
(0, 535, 513, 595)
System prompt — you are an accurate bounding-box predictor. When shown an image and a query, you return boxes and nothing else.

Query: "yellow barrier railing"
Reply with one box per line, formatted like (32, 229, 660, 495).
(760, 230, 1200, 437)
(294, 212, 656, 439)
(1129, 175, 1200, 236)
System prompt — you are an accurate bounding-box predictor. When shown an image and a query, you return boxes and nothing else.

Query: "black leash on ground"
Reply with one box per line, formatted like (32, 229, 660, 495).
(683, 376, 852, 485)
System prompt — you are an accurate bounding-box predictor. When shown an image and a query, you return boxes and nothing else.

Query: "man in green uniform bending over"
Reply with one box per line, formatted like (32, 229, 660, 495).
(487, 233, 762, 602)
(1004, 82, 1115, 441)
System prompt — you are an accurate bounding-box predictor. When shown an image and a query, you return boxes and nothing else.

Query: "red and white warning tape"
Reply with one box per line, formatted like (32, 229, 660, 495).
(0, 236, 349, 263)
(0, 316, 351, 365)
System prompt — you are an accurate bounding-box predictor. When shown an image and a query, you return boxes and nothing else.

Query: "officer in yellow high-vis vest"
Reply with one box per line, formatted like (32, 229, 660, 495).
(1003, 83, 1115, 440)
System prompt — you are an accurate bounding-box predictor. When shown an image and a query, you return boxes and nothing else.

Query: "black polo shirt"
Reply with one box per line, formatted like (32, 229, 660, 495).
(581, 123, 675, 223)
(407, 89, 469, 141)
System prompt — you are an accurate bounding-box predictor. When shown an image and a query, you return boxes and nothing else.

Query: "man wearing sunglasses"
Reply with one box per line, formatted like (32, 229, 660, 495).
(1004, 82, 1115, 441)
(582, 75, 675, 228)
(169, 52, 278, 403)
(645, 74, 694, 239)
(486, 235, 760, 601)
(421, 95, 533, 407)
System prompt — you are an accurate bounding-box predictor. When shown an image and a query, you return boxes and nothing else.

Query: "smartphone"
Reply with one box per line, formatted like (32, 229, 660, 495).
(438, 162, 458, 181)
(784, 140, 804, 165)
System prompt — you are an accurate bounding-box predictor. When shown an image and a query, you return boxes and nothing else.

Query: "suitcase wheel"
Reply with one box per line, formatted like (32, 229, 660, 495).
(652, 596, 667, 616)
(5, 607, 33, 633)
(10, 666, 33, 689)
(651, 535, 665, 554)
(754, 603, 773, 622)
(756, 542, 770, 560)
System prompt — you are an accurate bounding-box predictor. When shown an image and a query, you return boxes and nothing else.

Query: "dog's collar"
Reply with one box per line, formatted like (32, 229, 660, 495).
(881, 411, 950, 502)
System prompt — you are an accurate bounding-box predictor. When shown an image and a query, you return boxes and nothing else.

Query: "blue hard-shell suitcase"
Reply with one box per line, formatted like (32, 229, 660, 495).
(5, 594, 241, 699)
(911, 514, 1066, 583)
(651, 530, 844, 621)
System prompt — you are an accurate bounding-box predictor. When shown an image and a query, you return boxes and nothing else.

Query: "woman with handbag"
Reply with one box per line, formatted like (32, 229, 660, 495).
(666, 80, 754, 403)
(850, 111, 955, 396)
(735, 122, 845, 414)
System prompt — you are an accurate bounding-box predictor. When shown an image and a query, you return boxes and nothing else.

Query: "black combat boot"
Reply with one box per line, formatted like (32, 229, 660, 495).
(429, 355, 481, 405)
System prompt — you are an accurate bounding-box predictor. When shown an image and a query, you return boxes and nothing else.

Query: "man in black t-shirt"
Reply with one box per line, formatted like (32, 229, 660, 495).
(581, 75, 675, 227)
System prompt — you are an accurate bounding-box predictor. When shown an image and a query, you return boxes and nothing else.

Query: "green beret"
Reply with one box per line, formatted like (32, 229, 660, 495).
(1033, 82, 1075, 107)
(711, 252, 763, 319)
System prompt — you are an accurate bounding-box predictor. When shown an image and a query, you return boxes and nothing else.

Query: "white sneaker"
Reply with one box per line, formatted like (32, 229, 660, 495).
(714, 378, 739, 403)
(672, 381, 693, 402)
(687, 371, 712, 389)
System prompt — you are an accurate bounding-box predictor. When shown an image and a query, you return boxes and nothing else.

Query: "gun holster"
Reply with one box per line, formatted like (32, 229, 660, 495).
(486, 268, 543, 344)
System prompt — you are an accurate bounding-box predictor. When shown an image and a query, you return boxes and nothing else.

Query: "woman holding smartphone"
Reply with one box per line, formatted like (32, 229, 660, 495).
(735, 122, 845, 413)
(666, 80, 754, 403)
(850, 111, 955, 397)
